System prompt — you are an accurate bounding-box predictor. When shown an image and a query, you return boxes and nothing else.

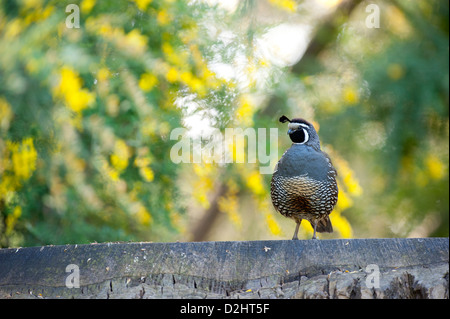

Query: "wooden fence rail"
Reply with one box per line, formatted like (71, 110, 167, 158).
(0, 238, 448, 299)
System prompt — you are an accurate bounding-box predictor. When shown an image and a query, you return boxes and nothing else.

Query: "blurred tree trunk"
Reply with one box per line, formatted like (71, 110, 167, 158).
(189, 183, 228, 242)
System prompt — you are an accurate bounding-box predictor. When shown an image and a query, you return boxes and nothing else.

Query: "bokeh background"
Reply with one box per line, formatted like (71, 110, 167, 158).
(0, 0, 448, 248)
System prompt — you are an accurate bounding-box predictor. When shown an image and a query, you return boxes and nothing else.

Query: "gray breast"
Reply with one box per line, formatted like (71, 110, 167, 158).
(275, 144, 333, 182)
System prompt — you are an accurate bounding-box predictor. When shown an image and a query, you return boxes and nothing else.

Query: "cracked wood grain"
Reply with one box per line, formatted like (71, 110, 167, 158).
(0, 238, 448, 299)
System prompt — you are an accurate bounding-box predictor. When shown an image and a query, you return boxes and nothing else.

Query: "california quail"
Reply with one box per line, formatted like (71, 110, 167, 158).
(271, 115, 338, 240)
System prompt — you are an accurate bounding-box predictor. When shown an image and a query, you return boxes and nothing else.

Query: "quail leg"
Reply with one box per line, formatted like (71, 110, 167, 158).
(312, 220, 318, 239)
(292, 219, 302, 240)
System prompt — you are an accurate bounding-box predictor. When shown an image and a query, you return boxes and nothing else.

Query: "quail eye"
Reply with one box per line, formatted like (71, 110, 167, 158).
(289, 127, 309, 144)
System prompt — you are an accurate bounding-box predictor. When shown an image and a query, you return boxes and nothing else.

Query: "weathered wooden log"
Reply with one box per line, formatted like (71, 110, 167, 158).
(0, 238, 448, 299)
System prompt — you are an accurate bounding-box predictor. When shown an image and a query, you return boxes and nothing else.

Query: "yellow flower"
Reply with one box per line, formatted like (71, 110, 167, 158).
(192, 164, 215, 209)
(66, 89, 96, 113)
(189, 77, 206, 97)
(11, 138, 38, 181)
(266, 213, 282, 236)
(162, 42, 174, 56)
(335, 187, 353, 212)
(108, 168, 119, 182)
(162, 42, 189, 67)
(343, 174, 362, 197)
(124, 29, 148, 55)
(0, 176, 17, 201)
(330, 211, 353, 238)
(0, 97, 13, 132)
(4, 19, 25, 39)
(23, 0, 42, 9)
(342, 86, 359, 105)
(180, 71, 193, 85)
(81, 0, 96, 14)
(331, 148, 363, 197)
(22, 3, 54, 26)
(140, 166, 155, 182)
(218, 193, 242, 229)
(136, 205, 152, 226)
(134, 155, 152, 168)
(134, 152, 154, 182)
(97, 67, 110, 82)
(157, 9, 171, 26)
(53, 66, 95, 113)
(139, 73, 158, 92)
(246, 171, 265, 197)
(165, 67, 179, 83)
(110, 154, 126, 172)
(194, 190, 210, 209)
(228, 135, 246, 164)
(101, 158, 119, 182)
(110, 139, 130, 173)
(134, 0, 152, 11)
(268, 0, 297, 12)
(97, 23, 114, 38)
(6, 206, 22, 235)
(235, 95, 255, 126)
(180, 71, 208, 96)
(425, 154, 446, 180)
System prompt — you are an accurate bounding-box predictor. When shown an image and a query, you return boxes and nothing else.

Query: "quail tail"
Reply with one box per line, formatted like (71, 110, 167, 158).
(316, 215, 333, 233)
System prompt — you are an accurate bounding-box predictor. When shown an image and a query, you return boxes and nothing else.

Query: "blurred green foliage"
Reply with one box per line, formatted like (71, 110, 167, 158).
(312, 0, 449, 238)
(0, 0, 228, 246)
(0, 0, 448, 247)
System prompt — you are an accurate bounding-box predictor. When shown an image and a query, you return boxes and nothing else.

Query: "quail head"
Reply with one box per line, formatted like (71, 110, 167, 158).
(271, 115, 338, 240)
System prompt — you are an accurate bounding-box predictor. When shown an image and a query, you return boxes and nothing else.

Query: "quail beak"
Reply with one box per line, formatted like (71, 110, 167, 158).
(287, 129, 295, 135)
